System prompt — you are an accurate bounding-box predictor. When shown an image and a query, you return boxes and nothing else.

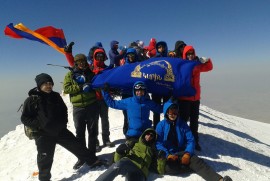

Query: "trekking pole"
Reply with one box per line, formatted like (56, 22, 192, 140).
(17, 104, 23, 112)
(47, 64, 73, 71)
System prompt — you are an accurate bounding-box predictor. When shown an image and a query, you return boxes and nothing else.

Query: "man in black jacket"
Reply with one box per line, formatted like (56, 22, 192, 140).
(21, 73, 103, 181)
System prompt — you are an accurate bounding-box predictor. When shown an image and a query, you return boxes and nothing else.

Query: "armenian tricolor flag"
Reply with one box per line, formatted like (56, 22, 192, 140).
(4, 23, 67, 54)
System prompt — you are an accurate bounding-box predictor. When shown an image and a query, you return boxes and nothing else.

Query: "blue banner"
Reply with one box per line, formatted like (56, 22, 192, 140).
(92, 57, 200, 97)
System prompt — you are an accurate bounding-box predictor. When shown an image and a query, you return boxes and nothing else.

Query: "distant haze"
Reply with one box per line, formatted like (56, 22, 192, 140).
(1, 60, 270, 138)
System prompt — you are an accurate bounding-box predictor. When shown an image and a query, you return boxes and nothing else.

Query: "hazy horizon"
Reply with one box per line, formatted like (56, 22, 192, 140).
(1, 60, 270, 138)
(1, 1, 270, 138)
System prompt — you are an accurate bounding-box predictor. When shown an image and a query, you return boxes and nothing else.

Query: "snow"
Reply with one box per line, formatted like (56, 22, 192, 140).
(0, 93, 269, 181)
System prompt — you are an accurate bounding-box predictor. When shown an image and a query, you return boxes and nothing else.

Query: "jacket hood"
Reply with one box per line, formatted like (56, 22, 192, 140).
(95, 42, 103, 47)
(155, 41, 168, 56)
(139, 128, 157, 146)
(110, 40, 119, 49)
(163, 99, 179, 116)
(182, 45, 196, 59)
(132, 81, 147, 97)
(174, 40, 186, 51)
(28, 87, 51, 97)
(124, 48, 138, 63)
(28, 87, 40, 96)
(174, 40, 186, 58)
(93, 48, 107, 69)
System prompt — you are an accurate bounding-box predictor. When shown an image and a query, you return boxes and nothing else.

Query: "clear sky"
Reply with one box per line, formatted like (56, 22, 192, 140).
(0, 0, 270, 137)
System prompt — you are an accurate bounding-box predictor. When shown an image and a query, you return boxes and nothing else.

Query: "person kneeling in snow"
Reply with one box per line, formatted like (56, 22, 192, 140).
(155, 99, 233, 181)
(96, 128, 165, 181)
(21, 73, 104, 181)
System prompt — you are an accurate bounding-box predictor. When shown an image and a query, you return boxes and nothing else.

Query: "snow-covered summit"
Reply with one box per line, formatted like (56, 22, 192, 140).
(0, 94, 269, 181)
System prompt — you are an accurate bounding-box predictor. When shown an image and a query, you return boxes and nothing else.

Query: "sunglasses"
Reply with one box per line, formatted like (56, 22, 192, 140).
(186, 52, 194, 56)
(134, 84, 146, 90)
(96, 53, 105, 58)
(158, 45, 164, 49)
(77, 60, 86, 65)
(127, 53, 135, 58)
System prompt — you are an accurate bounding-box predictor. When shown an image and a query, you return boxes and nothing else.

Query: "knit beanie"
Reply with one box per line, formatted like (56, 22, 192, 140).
(74, 54, 87, 62)
(35, 73, 54, 88)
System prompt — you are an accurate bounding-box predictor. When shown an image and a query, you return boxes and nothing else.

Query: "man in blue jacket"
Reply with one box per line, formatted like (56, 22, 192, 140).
(155, 99, 232, 181)
(102, 81, 162, 144)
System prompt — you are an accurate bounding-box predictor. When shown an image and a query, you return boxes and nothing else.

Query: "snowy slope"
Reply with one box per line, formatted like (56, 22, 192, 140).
(0, 94, 269, 181)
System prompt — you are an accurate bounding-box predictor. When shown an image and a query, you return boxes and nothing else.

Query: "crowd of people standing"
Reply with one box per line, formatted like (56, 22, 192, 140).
(20, 38, 233, 181)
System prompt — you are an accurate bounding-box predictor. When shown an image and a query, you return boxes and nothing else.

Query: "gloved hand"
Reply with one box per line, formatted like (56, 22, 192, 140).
(168, 51, 176, 57)
(119, 45, 127, 51)
(169, 96, 178, 103)
(157, 150, 166, 159)
(167, 154, 178, 161)
(181, 153, 190, 165)
(103, 83, 110, 92)
(199, 57, 209, 64)
(74, 74, 86, 84)
(82, 83, 92, 92)
(116, 143, 130, 155)
(64, 42, 74, 53)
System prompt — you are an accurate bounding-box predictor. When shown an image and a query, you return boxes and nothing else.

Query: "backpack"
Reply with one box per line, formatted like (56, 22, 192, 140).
(20, 95, 40, 140)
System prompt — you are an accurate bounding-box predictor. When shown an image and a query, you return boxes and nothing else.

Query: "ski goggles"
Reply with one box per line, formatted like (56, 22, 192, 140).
(134, 84, 146, 90)
(127, 53, 135, 58)
(186, 52, 195, 56)
(96, 53, 105, 58)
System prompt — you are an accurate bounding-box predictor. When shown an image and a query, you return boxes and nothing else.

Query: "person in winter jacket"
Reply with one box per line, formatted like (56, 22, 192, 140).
(63, 54, 99, 169)
(109, 40, 126, 67)
(92, 48, 115, 151)
(102, 81, 163, 143)
(144, 38, 157, 58)
(87, 42, 107, 68)
(152, 41, 171, 129)
(128, 41, 147, 62)
(21, 73, 101, 181)
(172, 40, 186, 58)
(155, 41, 168, 58)
(120, 48, 140, 135)
(155, 100, 232, 181)
(96, 128, 166, 181)
(178, 45, 213, 151)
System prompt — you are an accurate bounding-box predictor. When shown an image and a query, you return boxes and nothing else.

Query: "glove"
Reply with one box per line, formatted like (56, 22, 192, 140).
(116, 143, 130, 155)
(82, 83, 92, 92)
(157, 150, 166, 159)
(74, 74, 86, 84)
(103, 83, 110, 92)
(167, 154, 178, 161)
(119, 45, 127, 51)
(169, 96, 178, 104)
(181, 153, 190, 165)
(168, 51, 176, 57)
(64, 42, 74, 53)
(199, 57, 209, 64)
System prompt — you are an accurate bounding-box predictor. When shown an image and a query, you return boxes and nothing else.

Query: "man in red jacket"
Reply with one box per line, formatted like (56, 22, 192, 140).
(92, 48, 115, 152)
(178, 45, 213, 151)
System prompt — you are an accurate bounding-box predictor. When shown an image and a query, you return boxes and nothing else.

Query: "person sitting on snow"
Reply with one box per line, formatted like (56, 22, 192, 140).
(96, 128, 165, 181)
(155, 99, 232, 181)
